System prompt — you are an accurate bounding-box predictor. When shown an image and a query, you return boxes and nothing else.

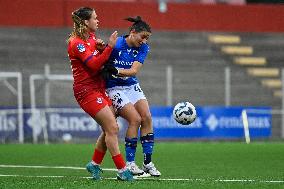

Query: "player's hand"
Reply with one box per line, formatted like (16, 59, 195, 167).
(101, 69, 113, 80)
(105, 64, 119, 76)
(96, 39, 106, 51)
(100, 63, 119, 80)
(108, 31, 118, 48)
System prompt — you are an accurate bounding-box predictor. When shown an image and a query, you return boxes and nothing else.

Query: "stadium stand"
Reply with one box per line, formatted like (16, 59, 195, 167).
(0, 28, 284, 137)
(0, 28, 284, 107)
(208, 32, 284, 138)
(208, 33, 284, 104)
(0, 28, 72, 107)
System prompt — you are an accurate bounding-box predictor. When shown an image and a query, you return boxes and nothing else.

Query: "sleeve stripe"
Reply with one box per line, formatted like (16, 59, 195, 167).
(83, 55, 93, 65)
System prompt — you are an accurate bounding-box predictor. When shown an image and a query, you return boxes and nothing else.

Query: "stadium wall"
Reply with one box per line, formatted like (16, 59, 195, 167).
(0, 0, 284, 32)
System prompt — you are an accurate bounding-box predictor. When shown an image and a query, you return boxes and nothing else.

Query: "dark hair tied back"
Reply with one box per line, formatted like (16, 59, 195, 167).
(125, 16, 151, 33)
(125, 16, 142, 23)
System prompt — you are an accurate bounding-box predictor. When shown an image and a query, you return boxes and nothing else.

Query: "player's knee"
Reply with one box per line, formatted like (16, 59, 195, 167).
(141, 112, 152, 123)
(105, 123, 119, 136)
(128, 115, 141, 128)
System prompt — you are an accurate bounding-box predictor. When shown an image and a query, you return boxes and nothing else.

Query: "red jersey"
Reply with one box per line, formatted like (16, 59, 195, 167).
(67, 33, 112, 100)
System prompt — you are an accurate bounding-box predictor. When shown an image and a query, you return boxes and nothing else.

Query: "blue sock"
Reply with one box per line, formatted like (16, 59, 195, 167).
(125, 137, 138, 162)
(140, 133, 154, 165)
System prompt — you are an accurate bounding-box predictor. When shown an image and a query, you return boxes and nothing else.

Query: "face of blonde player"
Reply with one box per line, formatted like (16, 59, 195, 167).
(85, 11, 99, 32)
(129, 31, 151, 48)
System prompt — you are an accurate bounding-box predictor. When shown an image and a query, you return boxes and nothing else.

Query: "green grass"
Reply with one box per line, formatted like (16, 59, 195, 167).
(0, 142, 283, 189)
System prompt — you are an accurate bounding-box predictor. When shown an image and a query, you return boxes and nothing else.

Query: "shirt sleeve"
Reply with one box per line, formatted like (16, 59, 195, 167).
(134, 44, 150, 64)
(72, 40, 113, 74)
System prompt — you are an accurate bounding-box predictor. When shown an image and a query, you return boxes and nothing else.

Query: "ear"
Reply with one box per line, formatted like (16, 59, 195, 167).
(84, 20, 89, 26)
(130, 29, 136, 34)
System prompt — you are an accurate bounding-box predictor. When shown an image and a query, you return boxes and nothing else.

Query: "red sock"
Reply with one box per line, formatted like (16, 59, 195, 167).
(112, 154, 126, 169)
(92, 149, 106, 165)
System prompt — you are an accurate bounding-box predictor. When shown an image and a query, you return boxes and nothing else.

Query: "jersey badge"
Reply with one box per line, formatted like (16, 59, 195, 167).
(97, 97, 102, 104)
(133, 50, 139, 57)
(77, 44, 86, 53)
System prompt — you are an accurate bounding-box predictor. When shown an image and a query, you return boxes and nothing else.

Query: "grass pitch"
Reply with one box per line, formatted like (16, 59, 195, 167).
(0, 142, 283, 189)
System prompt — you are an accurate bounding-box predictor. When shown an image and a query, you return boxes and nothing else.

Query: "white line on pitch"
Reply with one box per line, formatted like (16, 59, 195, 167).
(0, 164, 116, 171)
(216, 179, 284, 183)
(0, 165, 283, 183)
(0, 174, 283, 183)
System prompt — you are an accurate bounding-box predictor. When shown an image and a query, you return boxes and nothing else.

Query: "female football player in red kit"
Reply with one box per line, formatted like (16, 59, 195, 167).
(67, 7, 133, 181)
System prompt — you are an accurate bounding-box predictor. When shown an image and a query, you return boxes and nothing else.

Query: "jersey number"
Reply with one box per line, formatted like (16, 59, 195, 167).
(134, 85, 142, 93)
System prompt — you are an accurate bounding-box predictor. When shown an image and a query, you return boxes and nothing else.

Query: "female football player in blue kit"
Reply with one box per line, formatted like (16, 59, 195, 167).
(102, 16, 161, 176)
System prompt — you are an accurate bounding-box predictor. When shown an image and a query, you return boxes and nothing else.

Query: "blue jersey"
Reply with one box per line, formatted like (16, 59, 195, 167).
(106, 36, 150, 88)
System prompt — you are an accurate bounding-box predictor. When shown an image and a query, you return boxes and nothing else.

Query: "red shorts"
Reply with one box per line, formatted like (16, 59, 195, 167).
(76, 89, 112, 117)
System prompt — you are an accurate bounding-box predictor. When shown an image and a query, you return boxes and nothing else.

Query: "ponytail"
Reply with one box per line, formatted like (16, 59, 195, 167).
(125, 16, 151, 33)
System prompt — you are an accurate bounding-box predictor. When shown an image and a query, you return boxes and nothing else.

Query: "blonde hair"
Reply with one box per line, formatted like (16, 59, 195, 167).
(67, 7, 94, 43)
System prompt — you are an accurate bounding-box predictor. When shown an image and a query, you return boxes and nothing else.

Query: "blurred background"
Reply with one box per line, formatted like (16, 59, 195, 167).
(0, 0, 284, 143)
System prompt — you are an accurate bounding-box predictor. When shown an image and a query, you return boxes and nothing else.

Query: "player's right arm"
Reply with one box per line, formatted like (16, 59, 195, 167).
(116, 61, 142, 77)
(114, 44, 149, 77)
